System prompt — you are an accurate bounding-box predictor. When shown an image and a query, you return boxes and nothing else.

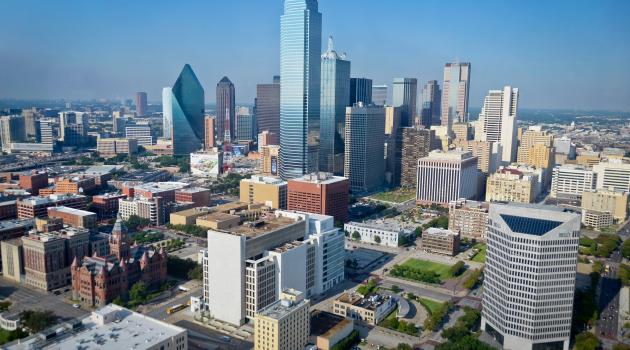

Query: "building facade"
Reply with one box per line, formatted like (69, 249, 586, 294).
(448, 199, 489, 242)
(349, 78, 372, 105)
(216, 76, 236, 142)
(256, 79, 281, 136)
(416, 150, 479, 205)
(344, 220, 411, 247)
(240, 175, 288, 209)
(475, 86, 519, 164)
(485, 169, 536, 204)
(287, 173, 349, 223)
(581, 188, 629, 222)
(441, 62, 471, 135)
(400, 127, 432, 188)
(344, 104, 385, 193)
(421, 228, 460, 256)
(392, 78, 417, 128)
(550, 165, 596, 199)
(420, 80, 441, 128)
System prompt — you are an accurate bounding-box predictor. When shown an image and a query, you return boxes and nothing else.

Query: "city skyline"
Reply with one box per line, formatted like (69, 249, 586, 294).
(0, 0, 628, 111)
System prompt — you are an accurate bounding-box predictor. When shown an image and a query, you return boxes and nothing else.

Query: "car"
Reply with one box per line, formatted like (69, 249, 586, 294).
(220, 336, 231, 342)
(72, 304, 80, 308)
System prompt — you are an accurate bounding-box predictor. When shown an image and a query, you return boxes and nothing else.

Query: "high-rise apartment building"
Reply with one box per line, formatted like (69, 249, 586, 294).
(163, 64, 205, 155)
(135, 92, 148, 116)
(240, 175, 288, 209)
(441, 62, 471, 135)
(349, 78, 372, 105)
(287, 173, 349, 223)
(216, 76, 236, 142)
(485, 168, 537, 204)
(372, 85, 388, 106)
(550, 164, 596, 199)
(482, 203, 580, 350)
(254, 289, 310, 350)
(400, 127, 433, 188)
(204, 116, 216, 150)
(280, 0, 322, 179)
(22, 109, 39, 141)
(475, 86, 519, 164)
(319, 37, 350, 175)
(448, 199, 489, 242)
(384, 106, 402, 186)
(125, 124, 153, 146)
(392, 78, 417, 127)
(39, 120, 54, 145)
(452, 139, 501, 175)
(118, 196, 166, 226)
(1, 115, 26, 152)
(256, 79, 281, 136)
(416, 150, 479, 205)
(420, 80, 441, 128)
(517, 126, 555, 169)
(344, 104, 385, 193)
(593, 161, 630, 192)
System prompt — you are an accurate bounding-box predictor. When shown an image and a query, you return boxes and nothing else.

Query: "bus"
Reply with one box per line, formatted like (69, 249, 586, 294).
(167, 302, 189, 315)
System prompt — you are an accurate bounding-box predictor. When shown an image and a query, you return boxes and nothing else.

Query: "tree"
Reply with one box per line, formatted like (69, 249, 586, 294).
(125, 215, 150, 232)
(129, 281, 148, 303)
(397, 343, 413, 350)
(112, 296, 126, 307)
(463, 269, 482, 289)
(449, 261, 466, 277)
(391, 285, 401, 293)
(352, 231, 361, 241)
(614, 344, 630, 350)
(167, 256, 200, 279)
(574, 332, 599, 350)
(414, 227, 422, 237)
(374, 235, 382, 244)
(622, 239, 630, 259)
(406, 292, 416, 300)
(20, 310, 56, 333)
(187, 264, 203, 281)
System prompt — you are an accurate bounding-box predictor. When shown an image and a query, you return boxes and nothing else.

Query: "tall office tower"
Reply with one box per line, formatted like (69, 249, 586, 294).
(441, 62, 471, 135)
(392, 78, 418, 127)
(517, 127, 555, 170)
(400, 127, 433, 188)
(58, 112, 76, 141)
(349, 78, 373, 105)
(287, 173, 349, 223)
(280, 0, 322, 179)
(216, 76, 236, 143)
(476, 86, 519, 164)
(319, 36, 351, 175)
(162, 87, 173, 140)
(236, 110, 256, 142)
(22, 110, 39, 141)
(384, 106, 402, 186)
(204, 116, 216, 150)
(344, 104, 385, 193)
(163, 64, 205, 155)
(135, 92, 148, 116)
(416, 150, 479, 205)
(0, 115, 26, 152)
(372, 85, 388, 106)
(125, 124, 153, 146)
(39, 121, 54, 145)
(482, 204, 580, 350)
(420, 80, 441, 128)
(256, 78, 281, 136)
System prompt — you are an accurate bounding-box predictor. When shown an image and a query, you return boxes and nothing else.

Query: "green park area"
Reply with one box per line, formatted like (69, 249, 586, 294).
(390, 258, 465, 284)
(471, 243, 487, 263)
(419, 297, 443, 314)
(370, 188, 416, 203)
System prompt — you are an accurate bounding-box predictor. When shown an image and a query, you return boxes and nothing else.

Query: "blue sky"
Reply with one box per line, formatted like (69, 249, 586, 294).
(0, 0, 629, 111)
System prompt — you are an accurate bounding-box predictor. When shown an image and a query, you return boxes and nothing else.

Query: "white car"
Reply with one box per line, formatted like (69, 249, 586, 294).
(72, 304, 80, 308)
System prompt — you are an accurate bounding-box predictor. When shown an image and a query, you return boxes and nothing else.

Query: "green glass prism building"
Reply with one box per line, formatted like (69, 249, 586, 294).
(280, 0, 322, 179)
(319, 36, 350, 175)
(163, 64, 205, 155)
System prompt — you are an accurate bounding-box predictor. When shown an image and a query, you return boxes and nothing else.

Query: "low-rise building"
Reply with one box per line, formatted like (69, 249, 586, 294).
(92, 193, 127, 219)
(175, 187, 211, 207)
(16, 194, 87, 219)
(581, 188, 629, 222)
(97, 137, 138, 158)
(344, 220, 412, 247)
(421, 228, 460, 256)
(332, 292, 396, 326)
(240, 175, 288, 209)
(118, 196, 166, 226)
(47, 206, 97, 229)
(254, 289, 310, 350)
(53, 176, 97, 195)
(448, 199, 489, 242)
(311, 311, 354, 350)
(485, 168, 536, 203)
(582, 209, 614, 229)
(0, 218, 34, 241)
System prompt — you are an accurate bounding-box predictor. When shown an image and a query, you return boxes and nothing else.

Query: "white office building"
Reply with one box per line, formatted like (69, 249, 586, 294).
(204, 210, 344, 326)
(475, 86, 519, 164)
(593, 161, 630, 192)
(550, 164, 596, 199)
(125, 124, 153, 146)
(416, 150, 479, 205)
(344, 220, 412, 247)
(482, 204, 580, 350)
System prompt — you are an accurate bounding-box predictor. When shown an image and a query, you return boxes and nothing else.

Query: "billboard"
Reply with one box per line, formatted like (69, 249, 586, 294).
(190, 152, 223, 177)
(270, 157, 278, 175)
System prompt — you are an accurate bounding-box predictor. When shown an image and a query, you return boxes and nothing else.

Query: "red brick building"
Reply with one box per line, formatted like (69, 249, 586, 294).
(54, 176, 97, 195)
(175, 187, 211, 207)
(287, 173, 349, 223)
(0, 200, 17, 220)
(92, 193, 127, 219)
(71, 215, 168, 307)
(47, 206, 97, 229)
(18, 172, 48, 195)
(17, 194, 88, 219)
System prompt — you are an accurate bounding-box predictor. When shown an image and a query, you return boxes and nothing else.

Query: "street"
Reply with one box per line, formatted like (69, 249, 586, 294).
(597, 251, 622, 342)
(175, 320, 253, 350)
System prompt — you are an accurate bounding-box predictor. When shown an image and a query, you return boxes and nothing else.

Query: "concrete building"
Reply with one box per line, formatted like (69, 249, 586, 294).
(287, 173, 349, 223)
(254, 289, 310, 350)
(17, 194, 88, 219)
(400, 127, 433, 188)
(416, 150, 479, 205)
(482, 203, 580, 350)
(118, 196, 166, 226)
(175, 187, 211, 207)
(581, 209, 613, 229)
(97, 138, 138, 158)
(204, 210, 344, 326)
(6, 304, 187, 350)
(576, 151, 601, 169)
(240, 175, 288, 209)
(135, 92, 148, 116)
(344, 220, 412, 247)
(18, 171, 48, 195)
(421, 228, 460, 256)
(554, 136, 576, 160)
(236, 110, 256, 142)
(0, 115, 26, 152)
(550, 164, 596, 199)
(475, 86, 519, 164)
(517, 127, 555, 170)
(581, 188, 629, 222)
(258, 131, 279, 147)
(92, 193, 127, 219)
(204, 116, 216, 150)
(256, 80, 281, 136)
(53, 176, 97, 195)
(420, 80, 441, 128)
(344, 103, 385, 193)
(0, 218, 34, 242)
(124, 181, 188, 203)
(1, 239, 24, 283)
(333, 291, 396, 326)
(311, 311, 355, 350)
(486, 168, 536, 204)
(125, 124, 153, 146)
(593, 161, 630, 192)
(441, 62, 471, 134)
(261, 145, 281, 176)
(372, 84, 388, 106)
(448, 199, 489, 242)
(452, 139, 501, 175)
(47, 206, 97, 229)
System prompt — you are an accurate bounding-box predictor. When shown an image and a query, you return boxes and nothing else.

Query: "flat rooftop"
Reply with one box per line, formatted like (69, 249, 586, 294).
(257, 297, 308, 320)
(223, 215, 298, 238)
(0, 219, 34, 232)
(336, 292, 391, 311)
(48, 206, 95, 217)
(8, 304, 186, 350)
(176, 187, 210, 194)
(19, 194, 85, 206)
(243, 175, 287, 186)
(311, 311, 353, 338)
(132, 181, 189, 193)
(291, 172, 347, 185)
(425, 227, 459, 237)
(345, 219, 404, 233)
(198, 212, 240, 222)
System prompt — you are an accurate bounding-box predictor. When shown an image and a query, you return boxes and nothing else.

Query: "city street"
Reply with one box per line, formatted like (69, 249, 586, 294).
(597, 253, 622, 342)
(175, 320, 253, 350)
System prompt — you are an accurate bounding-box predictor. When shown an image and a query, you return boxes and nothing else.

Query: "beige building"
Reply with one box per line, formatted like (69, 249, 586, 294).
(384, 106, 401, 136)
(240, 175, 287, 209)
(333, 292, 396, 326)
(448, 199, 489, 242)
(517, 127, 555, 169)
(1, 239, 23, 283)
(311, 311, 354, 350)
(421, 228, 460, 256)
(486, 169, 536, 203)
(452, 122, 473, 141)
(581, 188, 629, 222)
(261, 145, 281, 176)
(196, 212, 241, 230)
(170, 207, 213, 226)
(582, 209, 614, 229)
(453, 139, 500, 174)
(96, 138, 138, 158)
(254, 289, 310, 350)
(576, 151, 601, 169)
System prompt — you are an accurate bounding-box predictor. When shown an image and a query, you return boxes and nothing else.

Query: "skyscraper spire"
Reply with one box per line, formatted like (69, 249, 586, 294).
(327, 36, 334, 52)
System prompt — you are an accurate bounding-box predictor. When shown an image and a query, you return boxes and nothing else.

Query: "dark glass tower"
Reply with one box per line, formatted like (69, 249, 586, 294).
(216, 76, 236, 143)
(349, 78, 372, 106)
(166, 64, 205, 155)
(421, 80, 441, 127)
(256, 78, 280, 136)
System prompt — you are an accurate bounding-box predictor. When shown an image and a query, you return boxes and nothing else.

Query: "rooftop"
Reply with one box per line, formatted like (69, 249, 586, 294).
(19, 194, 85, 206)
(0, 219, 34, 232)
(423, 150, 474, 162)
(222, 215, 299, 238)
(425, 227, 459, 237)
(310, 311, 353, 338)
(243, 175, 287, 186)
(132, 181, 189, 193)
(7, 304, 186, 350)
(48, 206, 95, 217)
(257, 291, 308, 320)
(336, 292, 392, 311)
(175, 187, 211, 194)
(291, 172, 347, 185)
(345, 219, 405, 233)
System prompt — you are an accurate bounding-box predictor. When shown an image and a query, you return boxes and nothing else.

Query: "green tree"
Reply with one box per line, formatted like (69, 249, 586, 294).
(406, 292, 416, 300)
(167, 256, 200, 279)
(112, 296, 126, 307)
(130, 281, 148, 303)
(449, 261, 466, 277)
(20, 310, 56, 333)
(352, 231, 361, 241)
(397, 344, 413, 350)
(125, 215, 150, 232)
(391, 285, 401, 293)
(187, 264, 203, 281)
(463, 269, 482, 289)
(622, 239, 630, 259)
(614, 344, 630, 350)
(374, 235, 382, 244)
(574, 332, 599, 350)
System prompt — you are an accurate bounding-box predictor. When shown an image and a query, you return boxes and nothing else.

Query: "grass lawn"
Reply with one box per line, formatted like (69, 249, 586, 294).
(471, 243, 487, 263)
(418, 298, 443, 315)
(402, 258, 453, 279)
(370, 188, 416, 203)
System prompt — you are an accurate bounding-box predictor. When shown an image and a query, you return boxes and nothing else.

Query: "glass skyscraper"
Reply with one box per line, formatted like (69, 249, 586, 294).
(392, 78, 418, 128)
(163, 64, 205, 155)
(441, 62, 471, 135)
(280, 0, 322, 180)
(349, 78, 372, 105)
(216, 76, 236, 143)
(420, 80, 441, 127)
(319, 36, 350, 175)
